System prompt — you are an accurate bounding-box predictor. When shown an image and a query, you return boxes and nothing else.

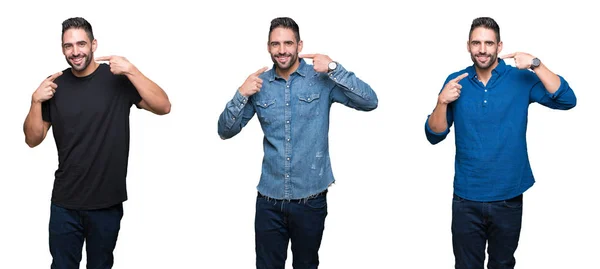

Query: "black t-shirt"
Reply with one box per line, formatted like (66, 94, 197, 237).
(42, 63, 142, 210)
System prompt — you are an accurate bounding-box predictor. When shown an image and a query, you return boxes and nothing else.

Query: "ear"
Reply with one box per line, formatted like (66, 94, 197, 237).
(466, 40, 471, 53)
(92, 39, 98, 53)
(497, 41, 503, 55)
(298, 40, 303, 53)
(266, 40, 270, 54)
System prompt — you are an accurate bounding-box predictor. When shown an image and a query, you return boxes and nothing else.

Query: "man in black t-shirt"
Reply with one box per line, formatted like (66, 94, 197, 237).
(23, 17, 171, 269)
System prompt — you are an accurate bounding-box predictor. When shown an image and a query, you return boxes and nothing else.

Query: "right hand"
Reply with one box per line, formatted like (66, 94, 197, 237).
(32, 71, 63, 103)
(239, 67, 268, 97)
(438, 72, 468, 105)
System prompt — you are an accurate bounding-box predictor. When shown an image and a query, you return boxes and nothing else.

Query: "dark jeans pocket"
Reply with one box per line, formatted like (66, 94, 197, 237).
(305, 195, 327, 210)
(452, 193, 466, 203)
(502, 196, 523, 209)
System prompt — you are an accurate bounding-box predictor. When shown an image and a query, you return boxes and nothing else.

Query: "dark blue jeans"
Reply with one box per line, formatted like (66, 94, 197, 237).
(452, 193, 523, 269)
(49, 203, 124, 269)
(255, 191, 328, 269)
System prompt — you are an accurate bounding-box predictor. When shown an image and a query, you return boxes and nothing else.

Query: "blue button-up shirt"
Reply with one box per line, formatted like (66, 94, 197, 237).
(425, 59, 576, 202)
(219, 59, 378, 200)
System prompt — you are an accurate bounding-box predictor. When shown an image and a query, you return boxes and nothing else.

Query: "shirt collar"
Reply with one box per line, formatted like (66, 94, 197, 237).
(268, 58, 308, 82)
(468, 58, 508, 79)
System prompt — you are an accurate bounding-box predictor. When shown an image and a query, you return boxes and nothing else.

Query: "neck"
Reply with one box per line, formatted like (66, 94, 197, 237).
(72, 61, 99, 77)
(475, 60, 498, 85)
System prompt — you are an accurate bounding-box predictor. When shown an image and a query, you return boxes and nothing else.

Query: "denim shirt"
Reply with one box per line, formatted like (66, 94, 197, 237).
(425, 59, 576, 202)
(218, 59, 378, 200)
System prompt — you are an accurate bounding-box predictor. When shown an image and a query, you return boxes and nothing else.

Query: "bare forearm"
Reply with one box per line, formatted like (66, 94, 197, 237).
(126, 67, 171, 114)
(24, 101, 45, 147)
(428, 102, 449, 133)
(534, 63, 561, 94)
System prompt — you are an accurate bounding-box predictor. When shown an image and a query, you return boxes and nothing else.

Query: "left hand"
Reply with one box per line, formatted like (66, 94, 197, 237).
(95, 55, 135, 75)
(500, 52, 535, 70)
(299, 53, 333, 73)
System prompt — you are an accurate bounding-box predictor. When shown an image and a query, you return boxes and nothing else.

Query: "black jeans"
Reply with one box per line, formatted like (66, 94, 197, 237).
(452, 193, 523, 269)
(255, 191, 328, 269)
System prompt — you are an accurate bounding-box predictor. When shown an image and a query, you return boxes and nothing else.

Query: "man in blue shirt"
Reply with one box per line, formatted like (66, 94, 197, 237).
(218, 17, 378, 268)
(425, 17, 576, 268)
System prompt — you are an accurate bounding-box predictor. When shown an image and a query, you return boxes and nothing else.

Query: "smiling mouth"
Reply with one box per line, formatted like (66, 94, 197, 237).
(276, 55, 290, 62)
(71, 56, 84, 65)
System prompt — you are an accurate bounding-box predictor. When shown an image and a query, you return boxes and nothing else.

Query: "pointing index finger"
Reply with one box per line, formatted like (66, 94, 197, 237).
(47, 71, 63, 82)
(95, 56, 112, 62)
(499, 52, 516, 59)
(298, 53, 316, 59)
(452, 72, 469, 83)
(254, 66, 269, 75)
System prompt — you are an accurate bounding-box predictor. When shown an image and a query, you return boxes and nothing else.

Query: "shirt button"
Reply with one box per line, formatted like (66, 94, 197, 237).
(484, 100, 487, 103)
(232, 116, 236, 120)
(287, 138, 290, 142)
(287, 85, 289, 88)
(307, 98, 311, 101)
(286, 120, 290, 124)
(285, 174, 289, 178)
(286, 103, 289, 106)
(484, 89, 487, 92)
(287, 157, 290, 161)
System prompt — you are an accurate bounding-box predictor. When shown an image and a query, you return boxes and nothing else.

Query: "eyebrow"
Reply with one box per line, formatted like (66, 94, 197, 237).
(63, 40, 87, 46)
(471, 40, 495, 44)
(270, 40, 294, 44)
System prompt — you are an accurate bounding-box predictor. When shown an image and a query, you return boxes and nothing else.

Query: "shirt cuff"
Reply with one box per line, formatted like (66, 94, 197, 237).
(547, 75, 567, 99)
(232, 90, 249, 109)
(425, 115, 449, 136)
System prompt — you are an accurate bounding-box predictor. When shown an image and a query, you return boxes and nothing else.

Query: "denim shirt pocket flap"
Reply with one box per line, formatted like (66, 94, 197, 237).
(298, 93, 321, 103)
(255, 99, 276, 108)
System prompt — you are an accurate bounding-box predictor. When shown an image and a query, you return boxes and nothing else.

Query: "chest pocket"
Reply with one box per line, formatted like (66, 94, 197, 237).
(255, 99, 276, 124)
(297, 92, 321, 118)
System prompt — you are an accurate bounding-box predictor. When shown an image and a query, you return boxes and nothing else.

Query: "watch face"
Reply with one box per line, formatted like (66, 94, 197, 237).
(328, 62, 337, 70)
(532, 58, 541, 68)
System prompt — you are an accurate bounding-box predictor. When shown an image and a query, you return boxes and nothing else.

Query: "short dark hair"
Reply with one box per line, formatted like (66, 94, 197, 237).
(469, 17, 500, 42)
(62, 17, 94, 41)
(269, 17, 300, 42)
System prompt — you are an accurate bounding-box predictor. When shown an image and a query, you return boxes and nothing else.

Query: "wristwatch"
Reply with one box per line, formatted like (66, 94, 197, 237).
(530, 58, 541, 70)
(328, 61, 338, 72)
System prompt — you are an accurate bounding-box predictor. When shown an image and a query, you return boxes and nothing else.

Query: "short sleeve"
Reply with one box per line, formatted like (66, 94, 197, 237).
(120, 75, 142, 108)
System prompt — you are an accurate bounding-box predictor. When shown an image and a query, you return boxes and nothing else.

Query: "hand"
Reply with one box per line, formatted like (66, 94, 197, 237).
(95, 55, 135, 75)
(32, 71, 63, 103)
(239, 67, 268, 97)
(500, 52, 535, 70)
(299, 53, 333, 73)
(438, 73, 468, 105)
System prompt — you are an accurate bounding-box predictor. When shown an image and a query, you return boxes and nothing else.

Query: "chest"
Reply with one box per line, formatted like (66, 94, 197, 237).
(252, 75, 333, 124)
(453, 79, 530, 123)
(50, 77, 129, 127)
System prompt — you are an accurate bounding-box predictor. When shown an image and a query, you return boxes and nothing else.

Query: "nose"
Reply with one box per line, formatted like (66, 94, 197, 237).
(478, 44, 487, 54)
(278, 45, 285, 55)
(72, 46, 80, 56)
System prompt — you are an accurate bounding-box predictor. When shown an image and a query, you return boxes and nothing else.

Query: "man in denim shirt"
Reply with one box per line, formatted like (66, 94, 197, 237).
(425, 17, 576, 269)
(218, 17, 378, 268)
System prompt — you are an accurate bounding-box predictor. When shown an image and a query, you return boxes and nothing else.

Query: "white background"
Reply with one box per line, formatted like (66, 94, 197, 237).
(1, 0, 598, 268)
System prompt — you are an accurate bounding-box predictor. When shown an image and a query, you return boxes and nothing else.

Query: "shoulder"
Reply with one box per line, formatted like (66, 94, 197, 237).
(53, 67, 73, 84)
(443, 66, 471, 84)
